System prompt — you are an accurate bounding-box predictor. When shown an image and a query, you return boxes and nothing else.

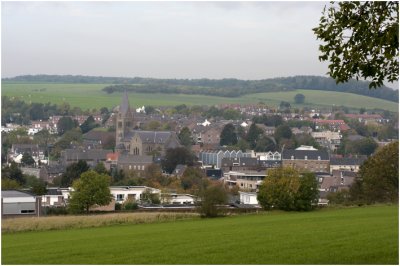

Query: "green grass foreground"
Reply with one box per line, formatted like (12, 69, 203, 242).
(2, 83, 398, 112)
(2, 205, 398, 264)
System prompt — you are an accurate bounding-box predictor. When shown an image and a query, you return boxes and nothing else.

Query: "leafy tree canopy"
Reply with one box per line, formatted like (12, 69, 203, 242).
(61, 160, 90, 187)
(257, 167, 318, 211)
(220, 123, 238, 146)
(198, 184, 228, 218)
(294, 93, 305, 104)
(313, 2, 399, 88)
(274, 124, 293, 141)
(178, 127, 193, 148)
(21, 152, 35, 166)
(351, 141, 398, 204)
(161, 147, 195, 174)
(2, 162, 24, 184)
(69, 170, 113, 214)
(57, 116, 78, 136)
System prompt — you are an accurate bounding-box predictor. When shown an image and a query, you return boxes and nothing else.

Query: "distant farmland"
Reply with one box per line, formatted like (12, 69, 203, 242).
(1, 83, 398, 112)
(2, 205, 398, 264)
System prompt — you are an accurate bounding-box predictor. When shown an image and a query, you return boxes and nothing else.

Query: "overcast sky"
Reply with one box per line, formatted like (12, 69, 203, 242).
(1, 1, 398, 89)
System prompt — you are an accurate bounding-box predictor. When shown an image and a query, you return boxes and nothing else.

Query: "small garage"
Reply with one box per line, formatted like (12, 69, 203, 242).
(1, 190, 41, 218)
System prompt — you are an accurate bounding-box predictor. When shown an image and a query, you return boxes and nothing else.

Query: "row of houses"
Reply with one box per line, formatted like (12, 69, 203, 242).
(2, 186, 198, 218)
(199, 146, 366, 176)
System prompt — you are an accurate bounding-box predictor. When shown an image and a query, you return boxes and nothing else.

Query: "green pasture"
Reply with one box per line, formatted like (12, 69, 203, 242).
(1, 83, 398, 112)
(2, 205, 398, 264)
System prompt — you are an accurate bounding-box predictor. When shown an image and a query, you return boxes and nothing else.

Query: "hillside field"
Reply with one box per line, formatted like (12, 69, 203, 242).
(2, 205, 398, 264)
(2, 83, 398, 112)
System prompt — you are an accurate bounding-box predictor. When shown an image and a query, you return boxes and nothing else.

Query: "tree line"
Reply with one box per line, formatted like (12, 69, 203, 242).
(3, 74, 397, 102)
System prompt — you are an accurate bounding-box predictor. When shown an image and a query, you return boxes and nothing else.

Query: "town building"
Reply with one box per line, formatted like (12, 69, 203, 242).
(239, 191, 259, 205)
(60, 148, 111, 167)
(224, 170, 267, 192)
(311, 130, 342, 152)
(115, 91, 181, 156)
(282, 146, 330, 173)
(2, 190, 42, 218)
(329, 157, 366, 173)
(110, 186, 161, 204)
(199, 150, 252, 169)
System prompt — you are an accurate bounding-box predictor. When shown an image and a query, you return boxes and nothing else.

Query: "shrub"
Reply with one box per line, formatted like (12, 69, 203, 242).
(44, 206, 69, 216)
(122, 198, 138, 211)
(198, 184, 228, 218)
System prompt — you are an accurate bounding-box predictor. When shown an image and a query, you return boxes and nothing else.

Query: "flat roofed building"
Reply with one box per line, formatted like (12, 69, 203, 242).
(2, 190, 41, 218)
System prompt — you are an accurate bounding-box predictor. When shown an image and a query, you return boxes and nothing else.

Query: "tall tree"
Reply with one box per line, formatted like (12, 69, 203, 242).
(80, 115, 99, 134)
(94, 162, 108, 175)
(294, 93, 305, 104)
(313, 2, 399, 88)
(220, 123, 238, 146)
(246, 123, 264, 149)
(61, 160, 90, 187)
(68, 170, 113, 214)
(21, 152, 35, 166)
(161, 147, 195, 174)
(257, 167, 318, 211)
(178, 127, 193, 147)
(274, 124, 292, 141)
(347, 137, 378, 156)
(351, 141, 399, 203)
(2, 162, 25, 184)
(57, 116, 77, 135)
(198, 184, 228, 218)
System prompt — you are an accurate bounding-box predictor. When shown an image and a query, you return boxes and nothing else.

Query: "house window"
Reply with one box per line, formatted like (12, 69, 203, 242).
(129, 165, 132, 170)
(21, 210, 35, 214)
(117, 194, 124, 201)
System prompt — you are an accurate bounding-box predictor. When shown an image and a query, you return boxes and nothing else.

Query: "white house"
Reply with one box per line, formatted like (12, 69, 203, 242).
(110, 186, 161, 204)
(28, 128, 41, 135)
(136, 106, 146, 113)
(41, 188, 66, 207)
(197, 119, 211, 127)
(239, 191, 259, 205)
(161, 193, 197, 205)
(51, 186, 161, 205)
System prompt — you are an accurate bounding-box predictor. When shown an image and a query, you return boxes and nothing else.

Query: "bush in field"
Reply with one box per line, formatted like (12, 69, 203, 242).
(44, 206, 69, 216)
(122, 198, 138, 211)
(198, 184, 228, 218)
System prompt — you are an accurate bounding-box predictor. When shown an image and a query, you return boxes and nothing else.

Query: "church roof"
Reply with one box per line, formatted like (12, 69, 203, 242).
(137, 131, 173, 144)
(119, 90, 131, 116)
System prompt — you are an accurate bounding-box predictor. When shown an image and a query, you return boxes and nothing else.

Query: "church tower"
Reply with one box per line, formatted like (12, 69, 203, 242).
(115, 90, 134, 148)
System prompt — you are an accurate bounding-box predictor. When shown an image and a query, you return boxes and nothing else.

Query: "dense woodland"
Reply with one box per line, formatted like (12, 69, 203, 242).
(3, 75, 398, 102)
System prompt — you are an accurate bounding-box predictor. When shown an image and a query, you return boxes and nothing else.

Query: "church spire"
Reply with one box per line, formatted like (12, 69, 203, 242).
(119, 90, 131, 116)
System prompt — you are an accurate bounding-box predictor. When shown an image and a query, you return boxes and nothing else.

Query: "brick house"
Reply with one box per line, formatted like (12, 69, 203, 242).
(282, 146, 330, 173)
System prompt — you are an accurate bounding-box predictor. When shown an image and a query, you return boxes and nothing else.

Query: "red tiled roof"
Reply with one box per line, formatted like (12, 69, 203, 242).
(107, 152, 119, 161)
(344, 114, 383, 119)
(314, 119, 345, 124)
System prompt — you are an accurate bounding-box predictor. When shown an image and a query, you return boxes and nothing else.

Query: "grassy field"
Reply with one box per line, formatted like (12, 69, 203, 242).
(1, 212, 199, 233)
(2, 83, 398, 112)
(2, 205, 398, 264)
